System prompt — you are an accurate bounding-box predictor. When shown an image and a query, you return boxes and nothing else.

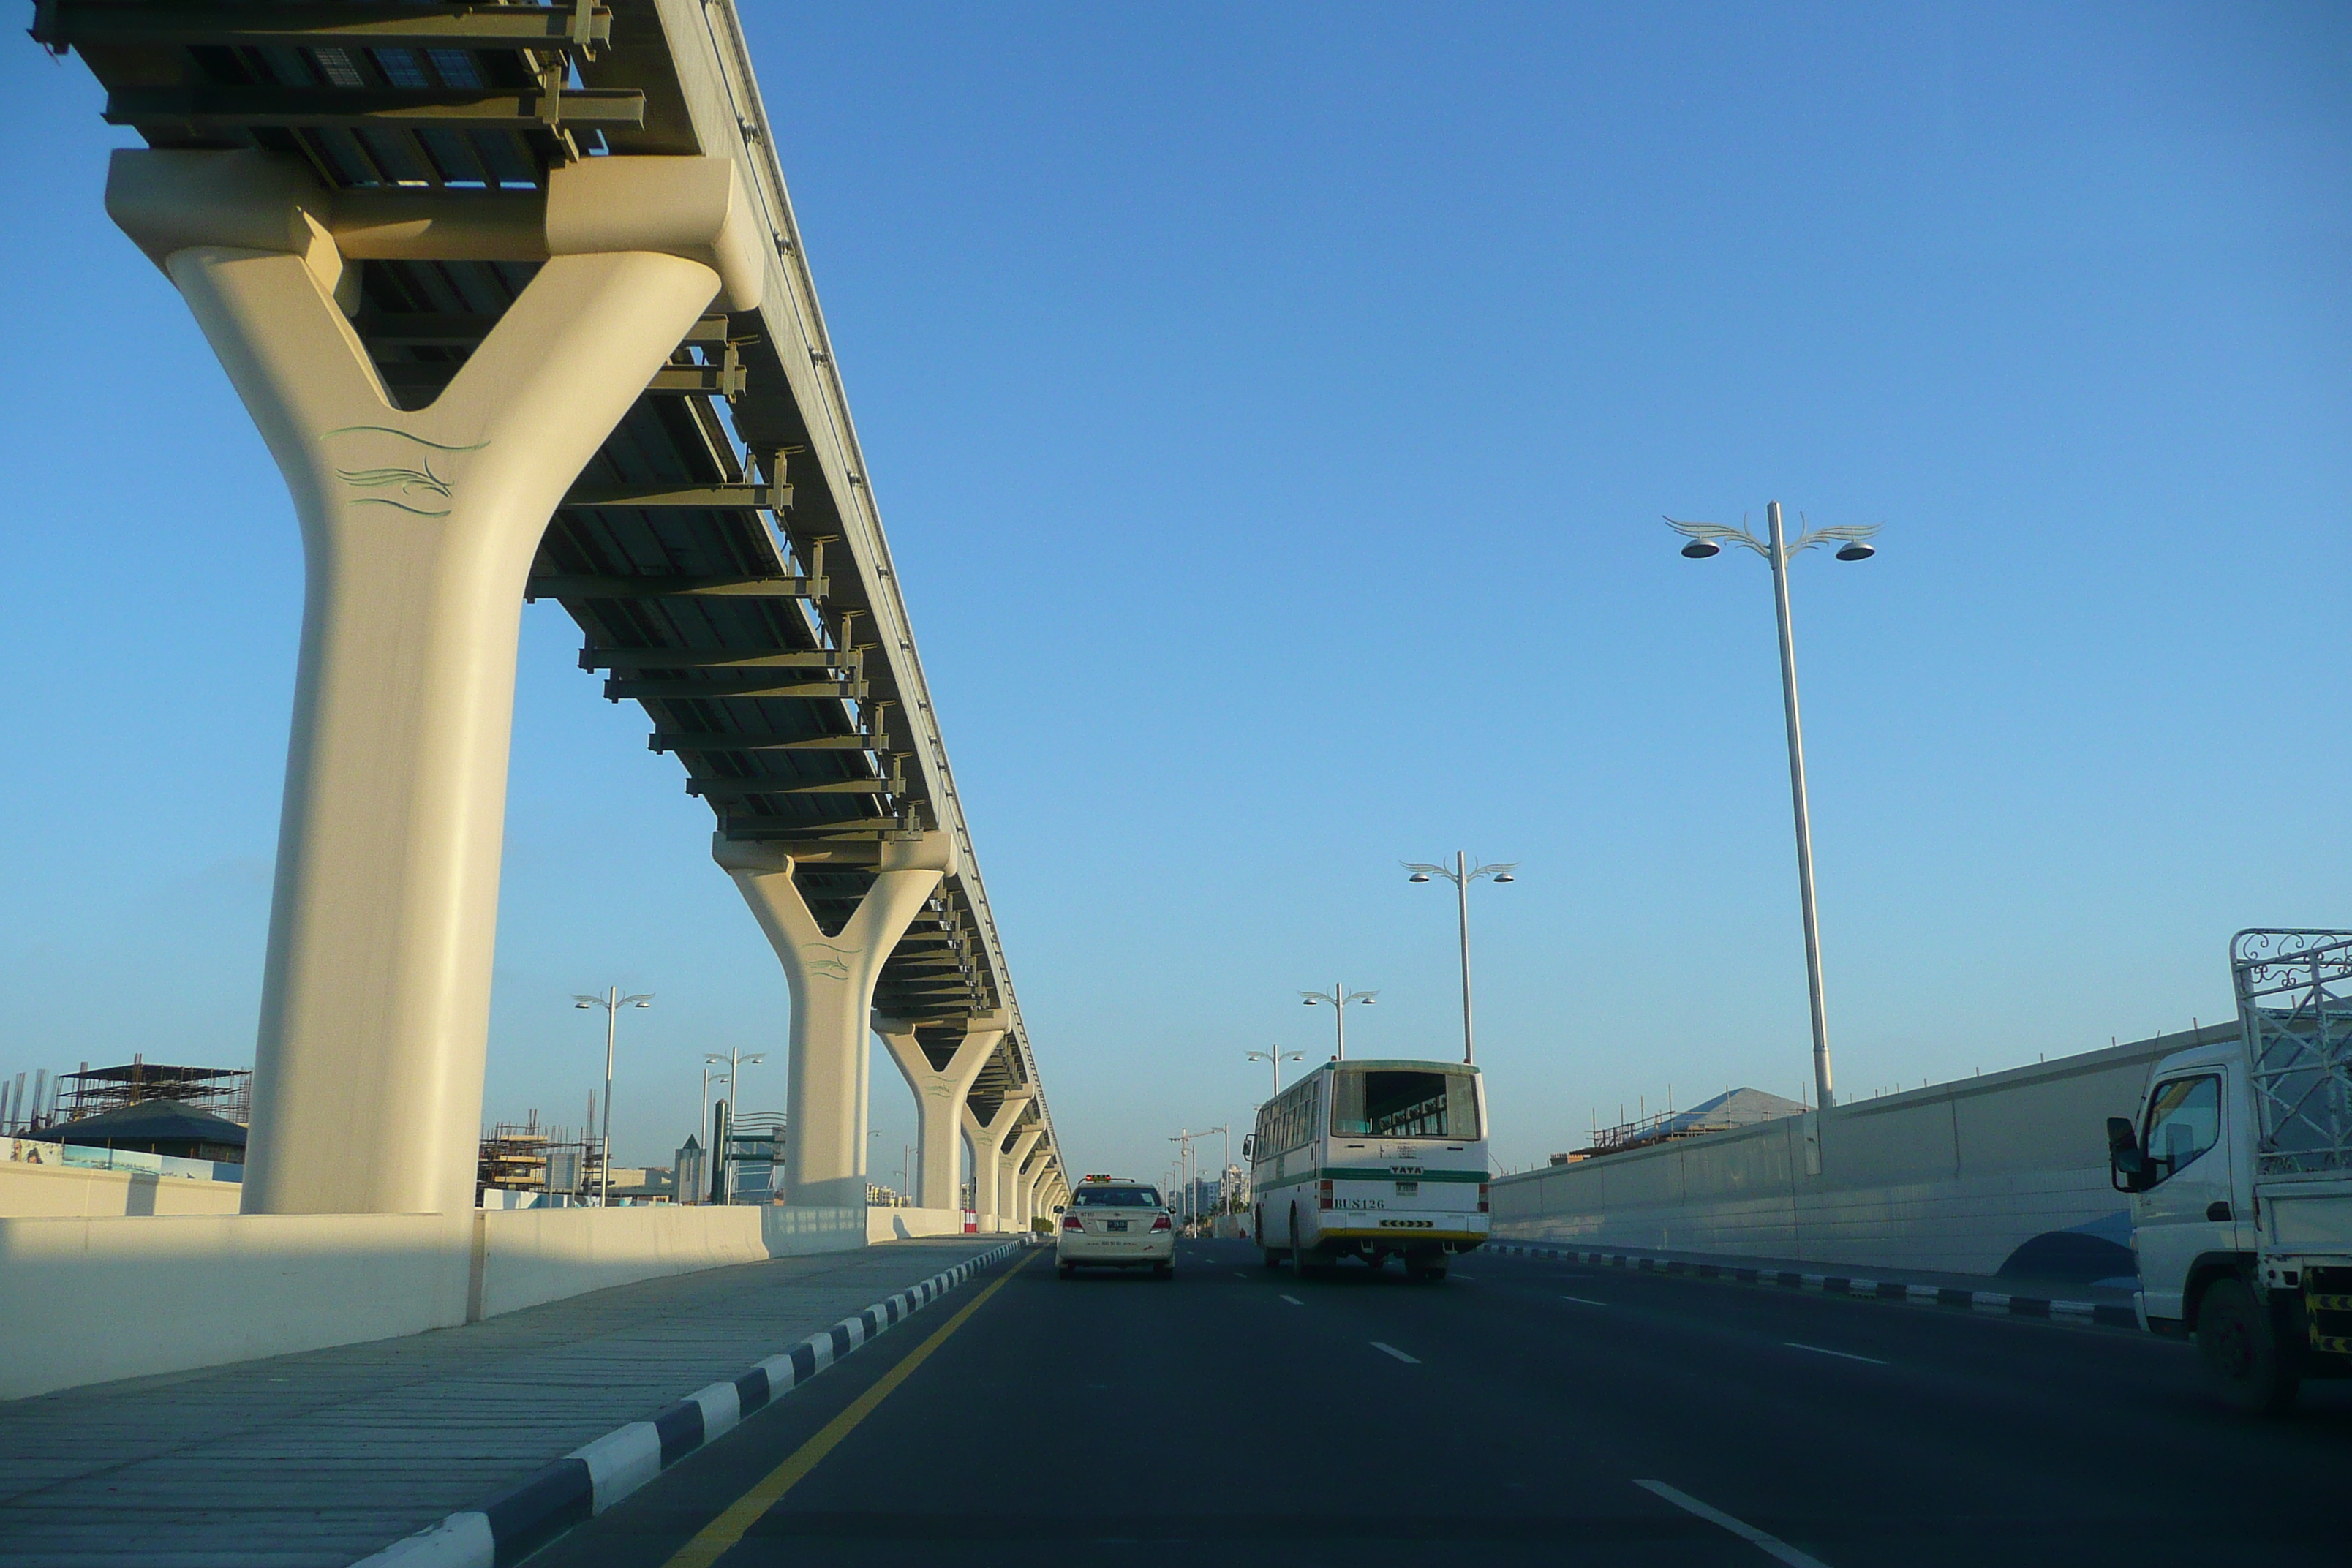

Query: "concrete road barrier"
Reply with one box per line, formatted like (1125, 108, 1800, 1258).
(1493, 1024, 2231, 1280)
(0, 1204, 878, 1401)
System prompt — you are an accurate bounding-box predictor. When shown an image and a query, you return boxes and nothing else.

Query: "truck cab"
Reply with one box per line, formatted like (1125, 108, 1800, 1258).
(2117, 1041, 2254, 1326)
(2108, 930, 2352, 1412)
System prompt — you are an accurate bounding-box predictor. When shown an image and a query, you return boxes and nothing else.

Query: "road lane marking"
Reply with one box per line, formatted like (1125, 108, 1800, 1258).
(1278, 1294, 1303, 1305)
(1635, 1480, 1831, 1568)
(1782, 1341, 1886, 1365)
(1371, 1341, 1420, 1364)
(657, 1252, 1036, 1568)
(1451, 1273, 1474, 1280)
(1560, 1294, 1610, 1307)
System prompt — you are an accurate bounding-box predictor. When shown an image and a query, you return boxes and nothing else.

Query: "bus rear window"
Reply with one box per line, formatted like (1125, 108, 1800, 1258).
(1330, 1071, 1479, 1139)
(1072, 1186, 1161, 1207)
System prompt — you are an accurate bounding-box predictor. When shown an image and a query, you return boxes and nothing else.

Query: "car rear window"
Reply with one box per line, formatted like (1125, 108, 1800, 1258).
(1071, 1186, 1160, 1207)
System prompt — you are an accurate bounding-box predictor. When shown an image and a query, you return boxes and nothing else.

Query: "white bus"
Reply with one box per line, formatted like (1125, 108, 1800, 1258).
(1245, 1058, 1490, 1282)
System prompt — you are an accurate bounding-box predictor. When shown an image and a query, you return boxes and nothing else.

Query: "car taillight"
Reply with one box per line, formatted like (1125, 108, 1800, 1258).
(1478, 1182, 1489, 1213)
(1150, 1214, 1172, 1232)
(1062, 1213, 1082, 1230)
(1318, 1179, 1333, 1212)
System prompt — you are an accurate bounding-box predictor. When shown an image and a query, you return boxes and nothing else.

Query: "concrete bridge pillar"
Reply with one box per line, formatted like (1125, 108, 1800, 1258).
(1003, 1128, 1044, 1231)
(1013, 1156, 1049, 1232)
(875, 1011, 1004, 1213)
(105, 150, 761, 1215)
(718, 834, 958, 1209)
(1022, 1161, 1053, 1229)
(960, 1092, 1030, 1233)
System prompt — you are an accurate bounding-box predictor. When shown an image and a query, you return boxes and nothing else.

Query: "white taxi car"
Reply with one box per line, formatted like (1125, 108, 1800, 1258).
(1056, 1175, 1175, 1278)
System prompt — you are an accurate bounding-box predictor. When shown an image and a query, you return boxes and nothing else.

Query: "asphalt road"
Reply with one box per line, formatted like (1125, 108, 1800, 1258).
(533, 1238, 2352, 1568)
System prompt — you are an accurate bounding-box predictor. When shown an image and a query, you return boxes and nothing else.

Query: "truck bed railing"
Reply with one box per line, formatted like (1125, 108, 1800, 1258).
(2233, 930, 2352, 1179)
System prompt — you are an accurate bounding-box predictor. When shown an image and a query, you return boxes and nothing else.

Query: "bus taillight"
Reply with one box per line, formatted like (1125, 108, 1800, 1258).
(1478, 1182, 1489, 1213)
(1318, 1179, 1333, 1211)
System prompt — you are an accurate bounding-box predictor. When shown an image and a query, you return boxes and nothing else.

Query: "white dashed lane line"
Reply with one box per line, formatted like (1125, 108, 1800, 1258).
(1782, 1341, 1886, 1365)
(1278, 1294, 1304, 1306)
(1635, 1479, 1833, 1567)
(1559, 1294, 1610, 1307)
(1371, 1341, 1421, 1365)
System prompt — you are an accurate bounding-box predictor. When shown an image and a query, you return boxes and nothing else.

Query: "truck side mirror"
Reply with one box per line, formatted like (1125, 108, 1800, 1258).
(1240, 1134, 1255, 1161)
(2107, 1116, 2152, 1193)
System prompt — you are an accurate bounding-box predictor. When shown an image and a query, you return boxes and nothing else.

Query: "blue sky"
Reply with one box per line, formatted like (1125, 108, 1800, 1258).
(1, 4, 2345, 1186)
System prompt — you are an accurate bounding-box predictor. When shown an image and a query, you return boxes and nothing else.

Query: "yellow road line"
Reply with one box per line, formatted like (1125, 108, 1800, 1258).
(659, 1251, 1036, 1568)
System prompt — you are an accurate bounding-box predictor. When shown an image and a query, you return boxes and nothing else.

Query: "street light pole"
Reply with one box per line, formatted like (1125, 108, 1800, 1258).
(703, 1047, 766, 1204)
(1404, 852, 1518, 1066)
(574, 987, 652, 1207)
(1666, 501, 1880, 1112)
(1765, 502, 1834, 1115)
(1245, 1046, 1304, 1101)
(1299, 984, 1376, 1060)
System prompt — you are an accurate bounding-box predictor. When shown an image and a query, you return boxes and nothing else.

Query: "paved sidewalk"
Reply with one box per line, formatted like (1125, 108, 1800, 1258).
(0, 1237, 1010, 1567)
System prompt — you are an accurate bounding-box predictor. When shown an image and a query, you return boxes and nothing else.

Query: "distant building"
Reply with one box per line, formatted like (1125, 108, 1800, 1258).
(608, 1166, 676, 1204)
(1180, 1175, 1226, 1218)
(47, 1098, 247, 1164)
(477, 1112, 598, 1203)
(5, 1055, 251, 1137)
(723, 1112, 784, 1204)
(58, 1058, 252, 1125)
(675, 1136, 707, 1205)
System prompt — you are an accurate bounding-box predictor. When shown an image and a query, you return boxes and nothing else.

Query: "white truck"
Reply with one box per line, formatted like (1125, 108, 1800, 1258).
(2107, 930, 2352, 1411)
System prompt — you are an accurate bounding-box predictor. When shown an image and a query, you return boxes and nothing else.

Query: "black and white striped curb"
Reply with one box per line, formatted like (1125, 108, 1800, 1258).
(355, 1240, 1022, 1568)
(1486, 1242, 2138, 1330)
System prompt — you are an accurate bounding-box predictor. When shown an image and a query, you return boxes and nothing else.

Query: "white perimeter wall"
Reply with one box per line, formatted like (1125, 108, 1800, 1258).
(0, 1204, 877, 1401)
(1491, 1024, 2234, 1275)
(0, 1161, 244, 1218)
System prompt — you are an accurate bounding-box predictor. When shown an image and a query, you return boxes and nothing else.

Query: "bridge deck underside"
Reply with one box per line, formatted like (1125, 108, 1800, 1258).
(61, 0, 1039, 1109)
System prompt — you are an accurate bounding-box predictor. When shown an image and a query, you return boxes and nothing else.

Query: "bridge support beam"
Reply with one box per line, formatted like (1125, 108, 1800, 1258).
(874, 1011, 1003, 1213)
(960, 1093, 1030, 1234)
(718, 834, 958, 1208)
(105, 149, 760, 1215)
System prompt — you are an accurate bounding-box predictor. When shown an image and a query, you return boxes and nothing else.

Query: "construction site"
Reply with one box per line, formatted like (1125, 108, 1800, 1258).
(476, 1112, 606, 1205)
(1555, 1086, 1807, 1164)
(2, 1055, 252, 1137)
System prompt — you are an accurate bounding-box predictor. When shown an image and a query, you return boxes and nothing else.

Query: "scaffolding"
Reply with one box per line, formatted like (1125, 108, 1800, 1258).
(476, 1112, 603, 1202)
(52, 1055, 252, 1126)
(1570, 1088, 1809, 1161)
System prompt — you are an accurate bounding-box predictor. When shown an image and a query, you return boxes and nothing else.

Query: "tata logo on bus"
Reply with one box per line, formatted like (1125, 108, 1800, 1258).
(1388, 1165, 1424, 1176)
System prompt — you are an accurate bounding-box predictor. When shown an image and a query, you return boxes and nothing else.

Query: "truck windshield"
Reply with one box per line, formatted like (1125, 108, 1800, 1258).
(1072, 1186, 1161, 1207)
(1330, 1070, 1480, 1140)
